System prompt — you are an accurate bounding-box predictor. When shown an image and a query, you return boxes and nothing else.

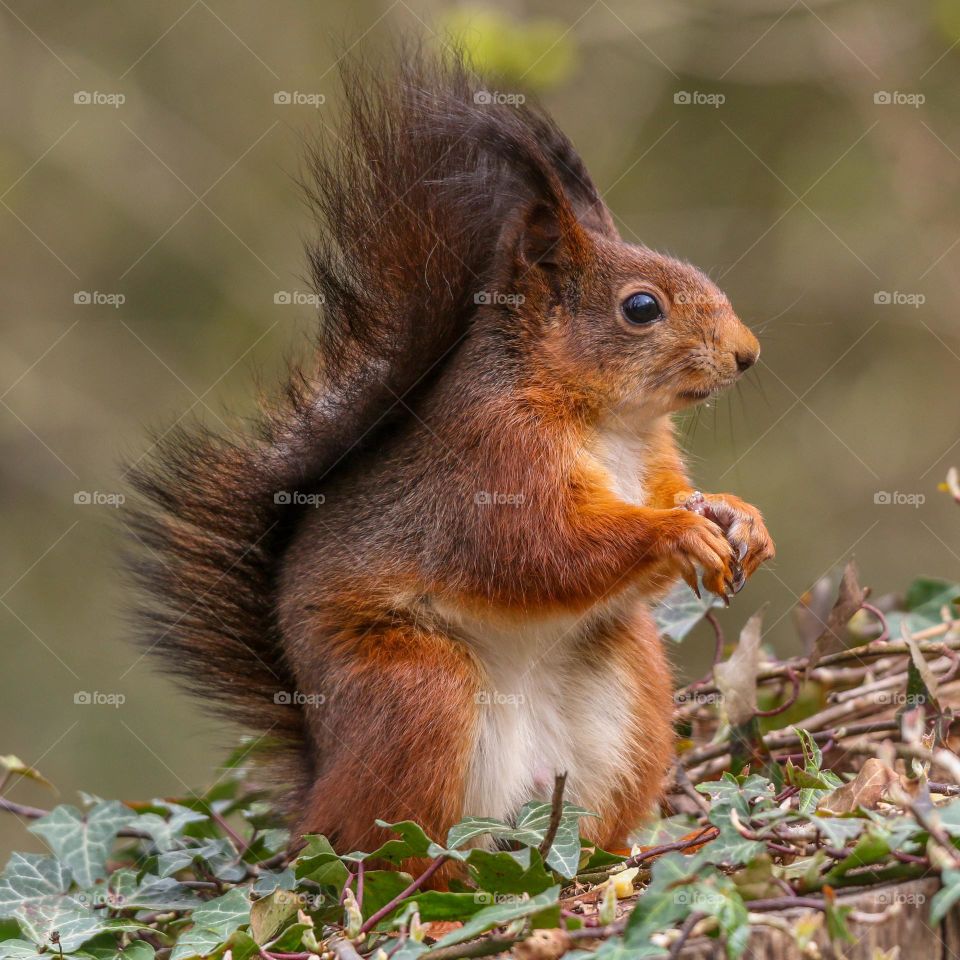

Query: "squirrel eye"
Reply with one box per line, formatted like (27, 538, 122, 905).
(621, 292, 663, 325)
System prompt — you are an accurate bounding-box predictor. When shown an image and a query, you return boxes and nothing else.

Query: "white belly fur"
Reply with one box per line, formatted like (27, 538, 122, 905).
(430, 597, 638, 823)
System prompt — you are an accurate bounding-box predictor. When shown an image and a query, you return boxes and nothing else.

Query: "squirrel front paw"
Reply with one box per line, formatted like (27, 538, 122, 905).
(659, 509, 739, 601)
(681, 492, 774, 587)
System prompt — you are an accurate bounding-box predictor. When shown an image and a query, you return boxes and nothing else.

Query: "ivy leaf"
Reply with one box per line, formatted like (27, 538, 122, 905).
(466, 848, 554, 896)
(792, 729, 842, 813)
(445, 817, 510, 850)
(251, 869, 295, 896)
(0, 854, 103, 952)
(108, 870, 201, 911)
(249, 890, 300, 945)
(29, 802, 133, 886)
(341, 821, 433, 865)
(294, 835, 349, 893)
(169, 888, 250, 960)
(430, 886, 560, 948)
(0, 941, 43, 960)
(135, 804, 209, 853)
(653, 580, 723, 643)
(931, 867, 960, 924)
(515, 801, 597, 878)
(622, 853, 694, 949)
(442, 803, 596, 879)
(359, 871, 413, 925)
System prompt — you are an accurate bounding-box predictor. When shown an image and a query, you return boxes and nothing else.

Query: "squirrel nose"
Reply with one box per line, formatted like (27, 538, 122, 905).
(735, 350, 758, 373)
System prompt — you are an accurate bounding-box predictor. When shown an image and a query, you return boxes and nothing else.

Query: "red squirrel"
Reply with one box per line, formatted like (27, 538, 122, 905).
(128, 49, 773, 878)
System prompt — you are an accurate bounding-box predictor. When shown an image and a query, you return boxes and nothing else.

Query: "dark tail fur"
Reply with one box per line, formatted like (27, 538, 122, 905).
(126, 45, 614, 804)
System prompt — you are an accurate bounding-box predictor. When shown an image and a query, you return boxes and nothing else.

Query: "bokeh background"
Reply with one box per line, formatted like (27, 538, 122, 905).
(2, 0, 959, 859)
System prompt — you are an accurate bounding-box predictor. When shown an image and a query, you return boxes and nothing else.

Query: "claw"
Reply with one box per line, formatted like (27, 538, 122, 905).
(681, 566, 701, 599)
(733, 569, 746, 594)
(737, 541, 748, 562)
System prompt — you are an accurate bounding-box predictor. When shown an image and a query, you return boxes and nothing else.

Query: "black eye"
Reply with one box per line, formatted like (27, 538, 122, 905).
(621, 292, 663, 325)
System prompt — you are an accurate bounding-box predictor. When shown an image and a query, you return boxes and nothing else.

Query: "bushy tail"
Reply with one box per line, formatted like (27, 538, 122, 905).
(126, 44, 614, 801)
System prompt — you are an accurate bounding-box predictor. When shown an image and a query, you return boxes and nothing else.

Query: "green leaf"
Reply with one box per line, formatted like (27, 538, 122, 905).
(886, 579, 960, 638)
(249, 890, 300, 945)
(169, 888, 250, 960)
(251, 869, 295, 896)
(0, 941, 42, 960)
(0, 854, 103, 952)
(653, 580, 722, 643)
(431, 886, 560, 948)
(467, 848, 554, 896)
(442, 803, 597, 879)
(28, 803, 133, 887)
(516, 802, 597, 878)
(293, 836, 349, 893)
(135, 804, 208, 853)
(341, 821, 433, 865)
(108, 870, 201, 911)
(397, 891, 486, 922)
(358, 871, 413, 924)
(931, 867, 960, 925)
(631, 815, 700, 848)
(445, 817, 511, 850)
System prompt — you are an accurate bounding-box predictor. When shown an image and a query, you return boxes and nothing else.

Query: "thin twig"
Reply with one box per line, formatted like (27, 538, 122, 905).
(622, 826, 718, 869)
(668, 911, 705, 959)
(358, 855, 449, 934)
(538, 772, 568, 862)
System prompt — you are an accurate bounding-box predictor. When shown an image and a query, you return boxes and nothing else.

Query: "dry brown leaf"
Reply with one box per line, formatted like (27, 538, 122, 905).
(793, 572, 840, 653)
(817, 758, 899, 814)
(715, 605, 768, 725)
(806, 560, 870, 674)
(422, 921, 462, 941)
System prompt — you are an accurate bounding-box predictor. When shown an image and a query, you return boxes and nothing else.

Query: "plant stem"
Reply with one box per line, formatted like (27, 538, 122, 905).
(358, 855, 449, 934)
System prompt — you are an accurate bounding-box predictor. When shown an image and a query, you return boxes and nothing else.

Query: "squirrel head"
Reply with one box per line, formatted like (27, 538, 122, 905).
(487, 195, 760, 421)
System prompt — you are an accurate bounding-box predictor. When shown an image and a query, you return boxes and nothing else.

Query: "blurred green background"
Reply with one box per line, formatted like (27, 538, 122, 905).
(2, 0, 959, 858)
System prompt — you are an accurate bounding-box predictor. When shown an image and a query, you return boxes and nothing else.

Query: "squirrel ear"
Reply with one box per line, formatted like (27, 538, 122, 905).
(512, 199, 590, 280)
(520, 202, 566, 269)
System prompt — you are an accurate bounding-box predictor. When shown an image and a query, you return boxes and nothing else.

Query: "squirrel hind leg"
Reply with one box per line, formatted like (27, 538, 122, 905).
(585, 607, 676, 852)
(291, 618, 481, 883)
